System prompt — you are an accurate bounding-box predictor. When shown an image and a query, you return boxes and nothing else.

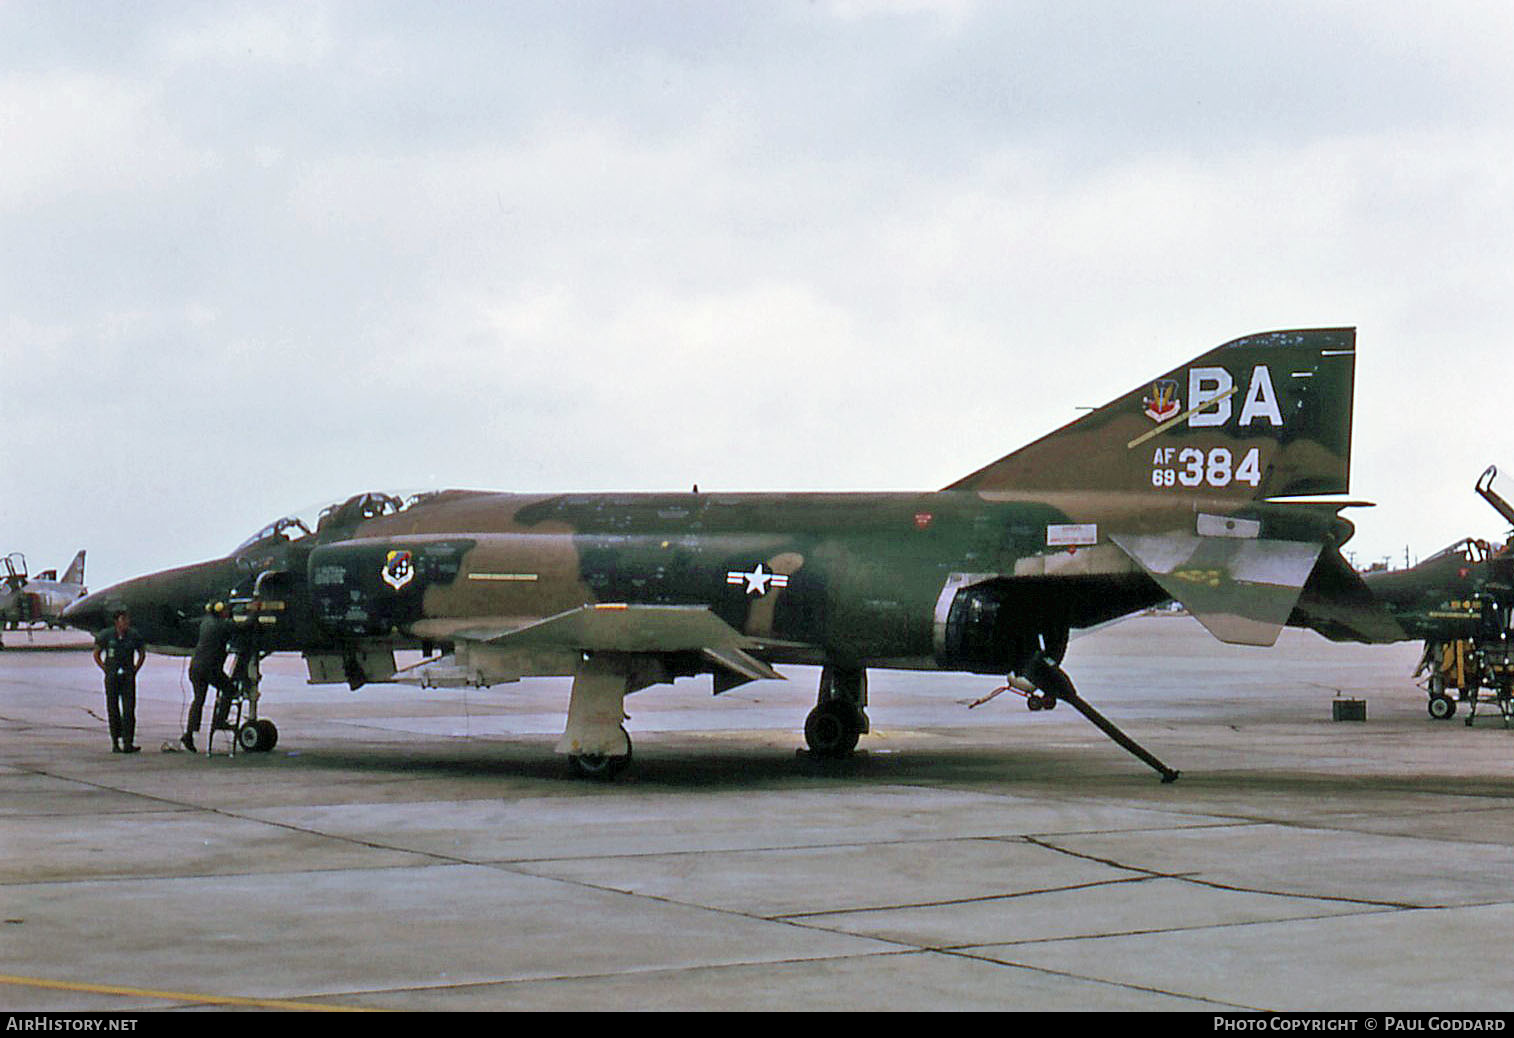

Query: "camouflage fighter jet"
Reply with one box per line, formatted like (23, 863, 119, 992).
(1359, 466, 1514, 720)
(64, 328, 1389, 779)
(0, 551, 87, 648)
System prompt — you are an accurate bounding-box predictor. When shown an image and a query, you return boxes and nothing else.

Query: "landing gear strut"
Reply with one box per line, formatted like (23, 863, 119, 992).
(209, 649, 279, 755)
(1021, 655, 1180, 783)
(558, 655, 636, 780)
(804, 666, 869, 758)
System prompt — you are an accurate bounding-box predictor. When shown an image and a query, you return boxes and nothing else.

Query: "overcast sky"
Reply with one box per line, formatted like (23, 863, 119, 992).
(3, 1, 1512, 591)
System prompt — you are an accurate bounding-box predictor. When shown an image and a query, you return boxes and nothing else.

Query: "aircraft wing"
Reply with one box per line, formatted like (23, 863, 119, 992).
(399, 604, 788, 688)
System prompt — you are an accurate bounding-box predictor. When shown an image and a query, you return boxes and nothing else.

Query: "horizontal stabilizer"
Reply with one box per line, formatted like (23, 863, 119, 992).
(1111, 531, 1322, 646)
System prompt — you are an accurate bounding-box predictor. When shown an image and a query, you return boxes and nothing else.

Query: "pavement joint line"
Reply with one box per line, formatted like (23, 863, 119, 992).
(929, 903, 1408, 950)
(472, 834, 1143, 865)
(313, 946, 934, 1002)
(772, 874, 1162, 920)
(1024, 835, 1436, 910)
(324, 943, 1245, 1008)
(0, 972, 386, 1012)
(1162, 872, 1441, 910)
(455, 863, 978, 958)
(933, 948, 1261, 1011)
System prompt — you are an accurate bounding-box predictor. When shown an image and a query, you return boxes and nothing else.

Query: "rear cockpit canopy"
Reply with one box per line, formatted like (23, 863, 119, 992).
(317, 491, 407, 532)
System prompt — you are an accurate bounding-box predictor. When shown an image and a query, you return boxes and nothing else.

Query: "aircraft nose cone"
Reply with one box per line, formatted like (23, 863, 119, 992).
(61, 592, 109, 633)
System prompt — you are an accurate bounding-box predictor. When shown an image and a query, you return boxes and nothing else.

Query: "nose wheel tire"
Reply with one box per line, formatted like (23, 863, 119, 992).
(236, 719, 279, 753)
(1428, 694, 1457, 720)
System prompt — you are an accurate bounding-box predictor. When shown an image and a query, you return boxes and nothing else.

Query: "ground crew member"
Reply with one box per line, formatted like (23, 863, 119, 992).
(183, 601, 235, 753)
(93, 607, 145, 754)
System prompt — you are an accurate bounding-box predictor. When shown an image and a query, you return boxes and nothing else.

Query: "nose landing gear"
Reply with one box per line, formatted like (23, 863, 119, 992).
(208, 650, 279, 756)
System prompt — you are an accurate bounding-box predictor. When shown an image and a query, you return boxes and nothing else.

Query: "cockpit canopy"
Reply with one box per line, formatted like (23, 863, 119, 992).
(316, 491, 407, 532)
(1424, 538, 1505, 567)
(232, 490, 446, 556)
(232, 516, 313, 556)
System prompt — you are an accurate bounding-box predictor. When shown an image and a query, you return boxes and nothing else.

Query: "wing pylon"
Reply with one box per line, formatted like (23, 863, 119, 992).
(396, 603, 787, 689)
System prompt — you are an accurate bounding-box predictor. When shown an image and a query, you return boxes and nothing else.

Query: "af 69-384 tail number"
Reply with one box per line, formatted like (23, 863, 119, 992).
(1150, 446, 1262, 489)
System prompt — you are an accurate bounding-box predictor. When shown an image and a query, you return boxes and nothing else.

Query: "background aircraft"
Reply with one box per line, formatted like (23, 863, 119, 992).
(65, 328, 1384, 779)
(1359, 466, 1514, 721)
(0, 550, 87, 648)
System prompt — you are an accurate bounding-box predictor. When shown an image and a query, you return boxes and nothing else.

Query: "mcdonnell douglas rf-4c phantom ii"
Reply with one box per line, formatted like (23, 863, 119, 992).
(65, 328, 1394, 780)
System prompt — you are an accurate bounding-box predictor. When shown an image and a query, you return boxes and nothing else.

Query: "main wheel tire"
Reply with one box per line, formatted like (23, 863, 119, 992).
(569, 752, 631, 780)
(568, 727, 632, 780)
(1428, 694, 1456, 720)
(804, 702, 860, 758)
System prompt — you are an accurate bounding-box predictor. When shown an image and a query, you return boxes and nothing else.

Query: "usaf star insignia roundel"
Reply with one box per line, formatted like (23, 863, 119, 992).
(727, 563, 790, 596)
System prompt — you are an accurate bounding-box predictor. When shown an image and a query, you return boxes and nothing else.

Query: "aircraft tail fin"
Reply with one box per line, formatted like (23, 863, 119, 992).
(62, 550, 86, 587)
(945, 328, 1356, 500)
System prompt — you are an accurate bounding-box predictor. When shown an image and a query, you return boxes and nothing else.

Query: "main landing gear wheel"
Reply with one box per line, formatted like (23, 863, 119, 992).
(804, 701, 862, 758)
(568, 728, 632, 780)
(1428, 694, 1457, 720)
(236, 718, 279, 753)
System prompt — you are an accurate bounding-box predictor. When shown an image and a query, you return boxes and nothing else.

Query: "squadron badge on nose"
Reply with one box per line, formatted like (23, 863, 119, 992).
(382, 550, 415, 591)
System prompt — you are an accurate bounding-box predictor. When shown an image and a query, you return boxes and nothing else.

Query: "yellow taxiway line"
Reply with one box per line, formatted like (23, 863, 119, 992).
(0, 973, 383, 1012)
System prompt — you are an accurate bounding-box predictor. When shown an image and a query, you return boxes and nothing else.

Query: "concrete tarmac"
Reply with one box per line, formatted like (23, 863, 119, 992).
(1, 617, 1511, 1012)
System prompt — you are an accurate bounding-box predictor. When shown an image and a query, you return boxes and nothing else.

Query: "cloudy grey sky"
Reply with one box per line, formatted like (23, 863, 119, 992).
(3, 1, 1512, 590)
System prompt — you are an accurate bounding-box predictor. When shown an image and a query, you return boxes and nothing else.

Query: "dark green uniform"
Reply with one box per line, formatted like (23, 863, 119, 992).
(95, 625, 146, 750)
(187, 614, 235, 737)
